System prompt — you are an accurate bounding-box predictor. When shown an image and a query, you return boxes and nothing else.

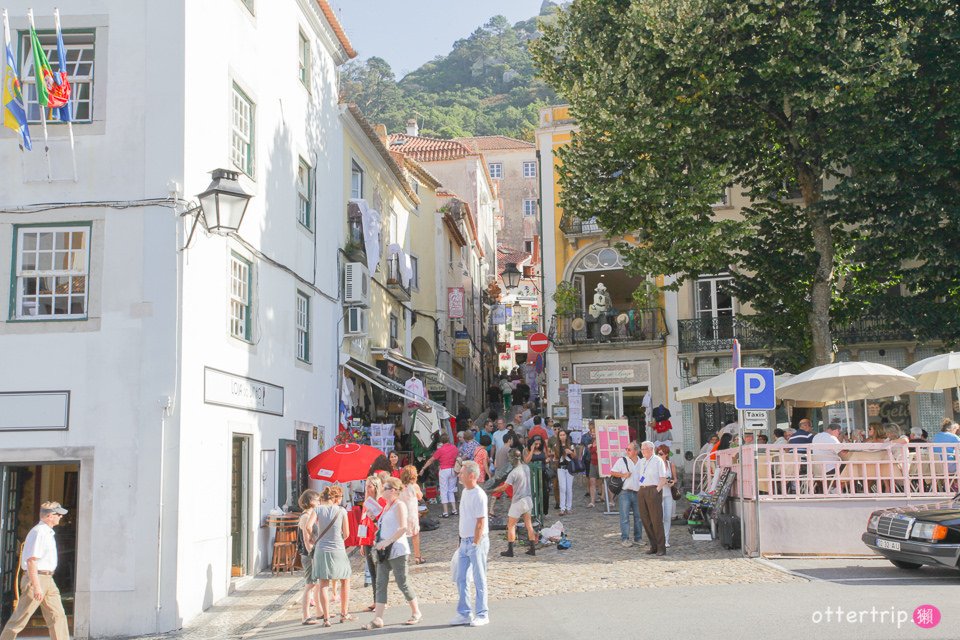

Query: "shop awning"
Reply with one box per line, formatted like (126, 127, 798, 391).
(371, 348, 467, 397)
(342, 357, 451, 417)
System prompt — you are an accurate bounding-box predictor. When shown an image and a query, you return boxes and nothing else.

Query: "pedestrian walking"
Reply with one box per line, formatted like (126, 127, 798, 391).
(475, 434, 491, 482)
(297, 490, 323, 625)
(451, 461, 489, 627)
(0, 502, 71, 640)
(635, 441, 669, 555)
(554, 429, 576, 515)
(499, 376, 513, 414)
(399, 465, 425, 564)
(610, 442, 642, 547)
(307, 486, 354, 625)
(493, 450, 537, 557)
(358, 476, 385, 612)
(655, 445, 678, 548)
(362, 477, 422, 629)
(421, 432, 459, 518)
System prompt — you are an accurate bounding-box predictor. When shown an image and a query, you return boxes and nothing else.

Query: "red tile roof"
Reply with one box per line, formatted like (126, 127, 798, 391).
(387, 134, 476, 162)
(315, 0, 357, 59)
(497, 246, 531, 276)
(454, 136, 535, 152)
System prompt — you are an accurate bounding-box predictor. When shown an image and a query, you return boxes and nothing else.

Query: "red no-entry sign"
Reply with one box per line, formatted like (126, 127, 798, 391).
(529, 332, 549, 354)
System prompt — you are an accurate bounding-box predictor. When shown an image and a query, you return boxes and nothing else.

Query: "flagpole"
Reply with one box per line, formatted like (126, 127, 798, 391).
(27, 9, 52, 181)
(53, 8, 76, 181)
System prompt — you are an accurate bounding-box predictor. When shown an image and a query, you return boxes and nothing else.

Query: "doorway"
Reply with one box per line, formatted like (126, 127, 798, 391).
(230, 435, 250, 578)
(0, 463, 79, 634)
(698, 401, 737, 446)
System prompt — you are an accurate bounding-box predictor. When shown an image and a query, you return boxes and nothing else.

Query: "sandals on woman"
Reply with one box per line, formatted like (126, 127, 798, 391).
(322, 617, 332, 628)
(361, 617, 384, 630)
(405, 612, 423, 626)
(340, 613, 358, 623)
(415, 556, 426, 564)
(300, 617, 320, 625)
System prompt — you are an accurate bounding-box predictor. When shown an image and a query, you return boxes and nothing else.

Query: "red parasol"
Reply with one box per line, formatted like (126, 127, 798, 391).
(307, 443, 384, 483)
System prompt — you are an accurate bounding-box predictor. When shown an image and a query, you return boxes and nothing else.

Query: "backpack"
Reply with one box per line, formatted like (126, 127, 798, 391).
(607, 457, 628, 496)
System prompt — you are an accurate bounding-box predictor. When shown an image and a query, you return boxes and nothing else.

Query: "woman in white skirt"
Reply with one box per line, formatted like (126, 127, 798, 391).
(656, 444, 678, 548)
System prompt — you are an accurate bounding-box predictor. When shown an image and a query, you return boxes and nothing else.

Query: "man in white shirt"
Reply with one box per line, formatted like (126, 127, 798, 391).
(811, 422, 843, 474)
(452, 461, 489, 627)
(633, 441, 669, 556)
(610, 442, 643, 547)
(1, 502, 71, 640)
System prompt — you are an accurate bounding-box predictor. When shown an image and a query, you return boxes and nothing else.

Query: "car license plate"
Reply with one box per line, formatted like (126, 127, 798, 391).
(877, 538, 901, 551)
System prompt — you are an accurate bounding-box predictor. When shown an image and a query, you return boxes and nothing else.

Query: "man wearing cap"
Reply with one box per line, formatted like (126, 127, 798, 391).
(492, 449, 537, 557)
(0, 502, 71, 640)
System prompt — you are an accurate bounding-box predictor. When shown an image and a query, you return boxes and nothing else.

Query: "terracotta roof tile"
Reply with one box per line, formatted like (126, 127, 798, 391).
(497, 245, 531, 275)
(454, 135, 535, 152)
(387, 134, 475, 162)
(315, 0, 357, 59)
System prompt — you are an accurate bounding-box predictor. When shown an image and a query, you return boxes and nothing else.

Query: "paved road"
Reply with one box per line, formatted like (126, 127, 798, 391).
(242, 558, 958, 640)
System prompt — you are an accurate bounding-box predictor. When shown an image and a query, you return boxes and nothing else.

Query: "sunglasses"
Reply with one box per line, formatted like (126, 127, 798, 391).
(384, 487, 397, 492)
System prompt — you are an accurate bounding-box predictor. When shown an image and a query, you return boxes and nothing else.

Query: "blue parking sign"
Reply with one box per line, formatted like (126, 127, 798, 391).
(734, 368, 776, 410)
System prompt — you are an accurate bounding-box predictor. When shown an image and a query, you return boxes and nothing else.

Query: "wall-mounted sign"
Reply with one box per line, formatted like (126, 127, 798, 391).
(204, 367, 284, 415)
(573, 361, 651, 387)
(448, 287, 465, 319)
(491, 305, 507, 325)
(0, 391, 70, 431)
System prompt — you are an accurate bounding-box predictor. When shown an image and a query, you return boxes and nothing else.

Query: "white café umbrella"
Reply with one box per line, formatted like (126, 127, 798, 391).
(903, 351, 960, 392)
(777, 361, 918, 431)
(675, 368, 795, 404)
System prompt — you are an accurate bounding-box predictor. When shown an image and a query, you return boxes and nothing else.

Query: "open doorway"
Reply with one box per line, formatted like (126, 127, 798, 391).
(230, 436, 250, 578)
(0, 463, 79, 635)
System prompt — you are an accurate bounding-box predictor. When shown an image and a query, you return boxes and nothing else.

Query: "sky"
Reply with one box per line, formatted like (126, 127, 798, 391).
(327, 0, 546, 77)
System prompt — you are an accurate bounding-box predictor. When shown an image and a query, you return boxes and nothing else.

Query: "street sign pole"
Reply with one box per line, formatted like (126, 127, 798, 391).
(734, 366, 775, 559)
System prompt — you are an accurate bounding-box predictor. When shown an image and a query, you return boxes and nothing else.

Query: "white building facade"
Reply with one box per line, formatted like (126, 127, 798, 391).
(0, 0, 353, 636)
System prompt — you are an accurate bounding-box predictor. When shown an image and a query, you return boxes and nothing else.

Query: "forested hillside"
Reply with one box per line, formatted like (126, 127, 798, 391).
(340, 3, 561, 140)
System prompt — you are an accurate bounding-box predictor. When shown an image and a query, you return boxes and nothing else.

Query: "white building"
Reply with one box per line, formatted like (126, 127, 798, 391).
(0, 1, 354, 636)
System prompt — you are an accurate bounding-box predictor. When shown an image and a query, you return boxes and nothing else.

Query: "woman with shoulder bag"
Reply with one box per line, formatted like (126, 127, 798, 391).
(656, 445, 679, 548)
(297, 489, 323, 625)
(554, 429, 576, 515)
(362, 477, 423, 630)
(306, 485, 354, 626)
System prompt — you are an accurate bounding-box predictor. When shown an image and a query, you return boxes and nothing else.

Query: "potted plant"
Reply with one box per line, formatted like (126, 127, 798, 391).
(631, 281, 661, 338)
(343, 239, 366, 262)
(553, 281, 580, 341)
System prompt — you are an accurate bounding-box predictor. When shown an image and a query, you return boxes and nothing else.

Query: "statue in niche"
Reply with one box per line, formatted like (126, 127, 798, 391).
(587, 282, 612, 319)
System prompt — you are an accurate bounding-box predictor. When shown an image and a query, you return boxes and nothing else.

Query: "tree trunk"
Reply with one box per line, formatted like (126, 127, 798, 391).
(801, 168, 834, 367)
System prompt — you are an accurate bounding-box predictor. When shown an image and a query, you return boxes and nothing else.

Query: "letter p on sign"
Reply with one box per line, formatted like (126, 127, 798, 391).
(735, 368, 776, 410)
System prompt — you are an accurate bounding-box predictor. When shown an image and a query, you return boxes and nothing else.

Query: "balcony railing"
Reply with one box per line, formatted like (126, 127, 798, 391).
(678, 314, 917, 353)
(552, 307, 667, 347)
(386, 254, 411, 301)
(559, 215, 602, 237)
(832, 315, 914, 345)
(677, 316, 765, 353)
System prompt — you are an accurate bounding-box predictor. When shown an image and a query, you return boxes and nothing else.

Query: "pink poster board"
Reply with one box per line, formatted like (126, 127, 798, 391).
(595, 419, 631, 477)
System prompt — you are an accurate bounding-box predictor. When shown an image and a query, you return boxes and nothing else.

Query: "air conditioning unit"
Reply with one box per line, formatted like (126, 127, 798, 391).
(343, 262, 370, 306)
(345, 307, 368, 336)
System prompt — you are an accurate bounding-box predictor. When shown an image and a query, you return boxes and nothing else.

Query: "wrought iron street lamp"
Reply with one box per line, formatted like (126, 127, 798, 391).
(182, 169, 253, 248)
(502, 262, 521, 289)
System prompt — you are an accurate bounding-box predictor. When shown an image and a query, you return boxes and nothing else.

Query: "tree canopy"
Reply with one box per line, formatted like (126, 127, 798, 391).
(533, 0, 960, 369)
(341, 11, 560, 140)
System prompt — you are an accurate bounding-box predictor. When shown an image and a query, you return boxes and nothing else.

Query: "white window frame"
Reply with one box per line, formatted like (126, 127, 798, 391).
(20, 30, 96, 124)
(13, 225, 90, 320)
(297, 157, 312, 229)
(298, 30, 310, 90)
(522, 161, 537, 178)
(523, 198, 538, 217)
(296, 291, 310, 362)
(351, 161, 364, 200)
(409, 254, 419, 290)
(488, 162, 502, 179)
(231, 84, 255, 178)
(229, 253, 253, 341)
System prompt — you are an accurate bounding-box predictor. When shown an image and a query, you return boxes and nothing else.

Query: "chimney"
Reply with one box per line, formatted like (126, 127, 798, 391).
(374, 124, 388, 145)
(406, 118, 419, 137)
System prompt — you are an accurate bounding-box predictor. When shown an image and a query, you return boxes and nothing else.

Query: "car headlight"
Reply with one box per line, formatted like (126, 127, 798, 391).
(867, 513, 881, 533)
(911, 521, 948, 542)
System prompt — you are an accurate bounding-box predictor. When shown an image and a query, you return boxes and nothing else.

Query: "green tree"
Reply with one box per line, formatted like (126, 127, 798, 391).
(533, 0, 960, 369)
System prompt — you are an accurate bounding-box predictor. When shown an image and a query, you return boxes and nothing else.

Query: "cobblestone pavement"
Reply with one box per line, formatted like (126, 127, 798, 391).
(274, 475, 800, 617)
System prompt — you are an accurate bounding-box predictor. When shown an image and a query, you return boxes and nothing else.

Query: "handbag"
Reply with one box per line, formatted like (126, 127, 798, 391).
(607, 457, 628, 496)
(669, 464, 682, 501)
(374, 502, 395, 563)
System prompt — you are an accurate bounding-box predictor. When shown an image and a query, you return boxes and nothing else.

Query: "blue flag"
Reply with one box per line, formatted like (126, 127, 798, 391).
(3, 41, 32, 149)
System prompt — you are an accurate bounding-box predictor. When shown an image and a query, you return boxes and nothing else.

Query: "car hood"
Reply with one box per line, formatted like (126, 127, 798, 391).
(882, 501, 960, 525)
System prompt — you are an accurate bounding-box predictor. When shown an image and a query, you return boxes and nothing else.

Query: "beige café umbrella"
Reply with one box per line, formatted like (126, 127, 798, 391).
(776, 361, 918, 431)
(903, 351, 960, 392)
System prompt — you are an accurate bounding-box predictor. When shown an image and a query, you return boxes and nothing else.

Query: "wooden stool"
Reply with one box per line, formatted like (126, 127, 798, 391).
(267, 514, 301, 574)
